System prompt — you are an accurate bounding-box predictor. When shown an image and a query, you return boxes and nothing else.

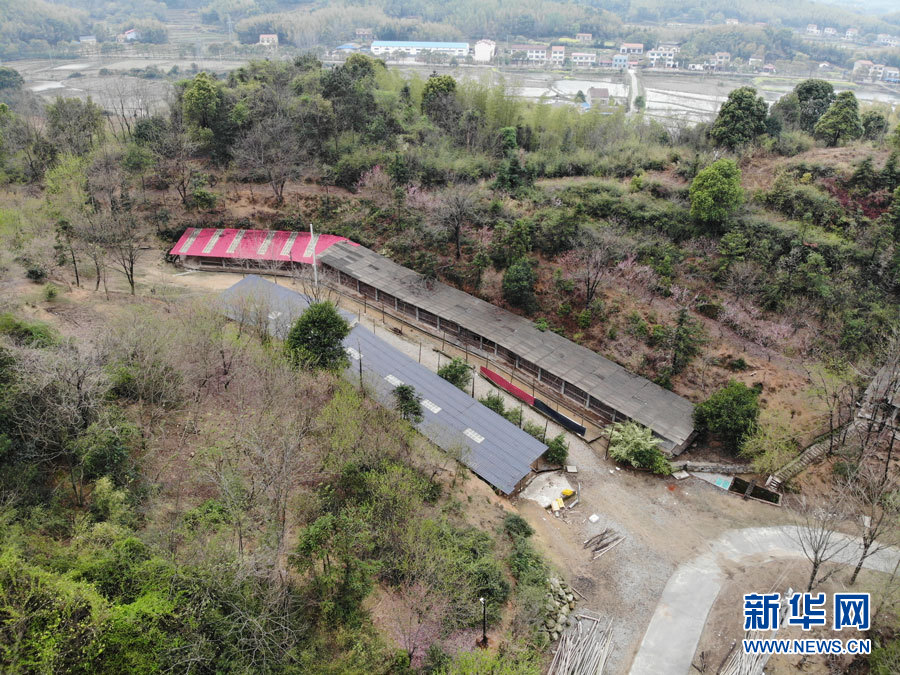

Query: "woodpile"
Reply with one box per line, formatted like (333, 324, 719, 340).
(547, 610, 614, 675)
(583, 528, 624, 560)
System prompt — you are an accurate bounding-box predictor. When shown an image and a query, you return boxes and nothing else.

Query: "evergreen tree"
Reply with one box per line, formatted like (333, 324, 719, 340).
(502, 258, 537, 312)
(392, 384, 423, 423)
(814, 92, 863, 147)
(689, 159, 744, 232)
(710, 86, 768, 150)
(794, 79, 835, 134)
(286, 302, 350, 371)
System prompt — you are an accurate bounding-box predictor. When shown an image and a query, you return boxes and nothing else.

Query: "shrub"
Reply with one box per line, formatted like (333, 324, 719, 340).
(437, 357, 471, 391)
(0, 313, 57, 347)
(523, 420, 545, 441)
(543, 434, 568, 465)
(478, 392, 506, 416)
(607, 422, 671, 475)
(503, 513, 534, 539)
(693, 380, 760, 453)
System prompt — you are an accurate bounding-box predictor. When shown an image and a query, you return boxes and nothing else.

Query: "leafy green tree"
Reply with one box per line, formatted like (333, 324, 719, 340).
(768, 91, 800, 132)
(794, 79, 835, 133)
(814, 91, 863, 147)
(437, 357, 471, 391)
(294, 512, 376, 624)
(693, 380, 760, 453)
(502, 258, 537, 311)
(861, 110, 888, 141)
(689, 159, 744, 232)
(286, 302, 350, 371)
(607, 422, 671, 475)
(422, 74, 457, 111)
(710, 86, 768, 150)
(393, 384, 423, 423)
(182, 72, 221, 130)
(0, 66, 24, 90)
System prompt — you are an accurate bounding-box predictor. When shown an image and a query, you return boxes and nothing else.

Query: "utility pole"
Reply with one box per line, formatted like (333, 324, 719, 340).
(309, 223, 318, 289)
(478, 597, 488, 648)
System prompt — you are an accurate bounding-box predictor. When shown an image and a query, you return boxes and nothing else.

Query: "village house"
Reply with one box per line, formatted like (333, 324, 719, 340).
(473, 39, 496, 62)
(508, 44, 548, 63)
(354, 28, 374, 40)
(877, 34, 899, 47)
(258, 34, 279, 47)
(587, 87, 610, 107)
(725, 18, 739, 26)
(79, 35, 97, 44)
(576, 33, 592, 43)
(550, 45, 566, 64)
(571, 52, 597, 66)
(714, 51, 731, 67)
(612, 53, 628, 69)
(619, 42, 643, 54)
(845, 28, 859, 39)
(116, 29, 140, 43)
(853, 59, 874, 76)
(872, 63, 886, 79)
(884, 67, 900, 83)
(647, 47, 677, 68)
(806, 24, 821, 36)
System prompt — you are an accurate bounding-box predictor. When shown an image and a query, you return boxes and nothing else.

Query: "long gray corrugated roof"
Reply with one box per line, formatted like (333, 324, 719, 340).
(319, 242, 695, 450)
(219, 276, 546, 494)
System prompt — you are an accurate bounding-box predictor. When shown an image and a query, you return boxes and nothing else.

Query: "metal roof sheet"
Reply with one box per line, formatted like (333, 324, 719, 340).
(319, 243, 695, 448)
(372, 41, 469, 49)
(170, 228, 355, 264)
(219, 276, 546, 494)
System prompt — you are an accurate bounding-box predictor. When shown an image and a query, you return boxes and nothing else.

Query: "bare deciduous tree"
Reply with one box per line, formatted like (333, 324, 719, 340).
(793, 494, 852, 591)
(234, 114, 301, 204)
(842, 464, 900, 585)
(439, 186, 479, 260)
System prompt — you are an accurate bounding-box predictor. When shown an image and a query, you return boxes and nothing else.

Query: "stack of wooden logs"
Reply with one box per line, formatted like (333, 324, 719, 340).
(584, 529, 624, 560)
(547, 611, 614, 675)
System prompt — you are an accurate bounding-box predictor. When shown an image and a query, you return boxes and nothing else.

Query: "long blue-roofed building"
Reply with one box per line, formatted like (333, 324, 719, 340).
(370, 41, 469, 57)
(219, 275, 547, 495)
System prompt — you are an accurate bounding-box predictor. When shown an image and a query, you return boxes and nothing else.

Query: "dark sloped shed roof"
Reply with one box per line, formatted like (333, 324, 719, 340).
(219, 276, 546, 494)
(319, 242, 695, 451)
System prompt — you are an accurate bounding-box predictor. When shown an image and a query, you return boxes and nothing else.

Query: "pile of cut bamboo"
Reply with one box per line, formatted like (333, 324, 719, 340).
(583, 529, 624, 560)
(547, 611, 614, 675)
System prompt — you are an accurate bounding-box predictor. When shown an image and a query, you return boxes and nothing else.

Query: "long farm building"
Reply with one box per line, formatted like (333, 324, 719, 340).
(171, 228, 696, 454)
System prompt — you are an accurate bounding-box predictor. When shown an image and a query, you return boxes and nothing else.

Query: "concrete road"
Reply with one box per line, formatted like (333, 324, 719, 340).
(629, 526, 900, 675)
(626, 68, 639, 113)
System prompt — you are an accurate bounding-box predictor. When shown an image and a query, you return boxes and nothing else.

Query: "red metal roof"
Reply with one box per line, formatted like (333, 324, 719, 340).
(169, 228, 356, 264)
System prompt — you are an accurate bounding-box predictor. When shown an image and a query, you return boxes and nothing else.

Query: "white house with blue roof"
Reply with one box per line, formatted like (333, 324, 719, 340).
(370, 41, 469, 57)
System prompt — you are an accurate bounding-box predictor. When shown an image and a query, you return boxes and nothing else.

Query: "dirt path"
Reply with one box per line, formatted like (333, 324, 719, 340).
(120, 259, 804, 672)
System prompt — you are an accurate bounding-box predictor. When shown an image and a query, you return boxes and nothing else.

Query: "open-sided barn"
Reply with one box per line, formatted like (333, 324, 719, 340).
(172, 228, 696, 454)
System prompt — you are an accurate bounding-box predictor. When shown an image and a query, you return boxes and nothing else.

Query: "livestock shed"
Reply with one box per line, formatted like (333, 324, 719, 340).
(172, 228, 696, 454)
(170, 227, 355, 272)
(316, 243, 696, 455)
(219, 275, 547, 494)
